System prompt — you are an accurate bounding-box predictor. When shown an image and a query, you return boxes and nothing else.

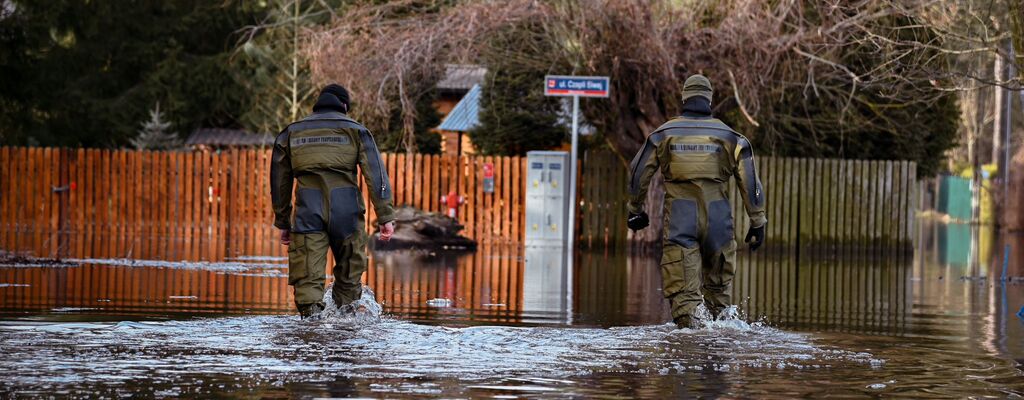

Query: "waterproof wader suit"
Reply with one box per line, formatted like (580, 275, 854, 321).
(271, 107, 394, 314)
(628, 101, 766, 327)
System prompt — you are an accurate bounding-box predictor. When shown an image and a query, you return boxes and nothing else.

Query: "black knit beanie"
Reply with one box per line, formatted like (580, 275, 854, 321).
(321, 84, 350, 109)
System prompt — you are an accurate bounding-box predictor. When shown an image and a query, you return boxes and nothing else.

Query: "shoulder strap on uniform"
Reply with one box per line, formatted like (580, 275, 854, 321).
(285, 112, 365, 133)
(300, 111, 359, 124)
(653, 117, 739, 135)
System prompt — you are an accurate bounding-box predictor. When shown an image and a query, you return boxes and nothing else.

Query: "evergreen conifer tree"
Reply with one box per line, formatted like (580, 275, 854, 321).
(468, 23, 566, 156)
(131, 103, 182, 151)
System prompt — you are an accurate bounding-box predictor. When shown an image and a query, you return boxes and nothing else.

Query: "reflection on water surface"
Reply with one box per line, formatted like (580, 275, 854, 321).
(0, 230, 1022, 397)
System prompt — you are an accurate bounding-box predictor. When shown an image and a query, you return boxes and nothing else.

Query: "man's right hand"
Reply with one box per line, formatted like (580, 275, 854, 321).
(279, 229, 291, 246)
(379, 221, 395, 242)
(627, 212, 649, 231)
(745, 224, 766, 251)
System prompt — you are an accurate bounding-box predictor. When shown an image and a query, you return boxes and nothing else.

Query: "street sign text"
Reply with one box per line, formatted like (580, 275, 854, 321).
(544, 75, 610, 98)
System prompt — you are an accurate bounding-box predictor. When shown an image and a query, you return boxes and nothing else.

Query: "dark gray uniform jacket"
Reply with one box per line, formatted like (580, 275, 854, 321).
(270, 110, 395, 237)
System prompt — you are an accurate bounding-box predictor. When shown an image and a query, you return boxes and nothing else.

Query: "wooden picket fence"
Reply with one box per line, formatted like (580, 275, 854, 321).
(0, 147, 528, 262)
(0, 147, 918, 263)
(733, 157, 918, 254)
(578, 152, 919, 254)
(578, 150, 629, 247)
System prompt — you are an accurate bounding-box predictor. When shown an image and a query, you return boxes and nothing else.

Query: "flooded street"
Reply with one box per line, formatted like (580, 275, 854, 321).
(1, 232, 1023, 398)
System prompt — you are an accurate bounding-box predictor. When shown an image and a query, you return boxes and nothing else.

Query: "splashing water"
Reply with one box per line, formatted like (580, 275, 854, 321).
(319, 285, 384, 325)
(1, 246, 1021, 398)
(675, 300, 758, 332)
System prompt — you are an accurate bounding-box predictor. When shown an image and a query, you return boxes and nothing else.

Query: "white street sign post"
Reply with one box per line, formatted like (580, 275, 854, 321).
(544, 75, 610, 312)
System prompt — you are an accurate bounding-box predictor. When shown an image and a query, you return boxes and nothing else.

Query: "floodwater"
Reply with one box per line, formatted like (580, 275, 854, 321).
(0, 225, 1022, 398)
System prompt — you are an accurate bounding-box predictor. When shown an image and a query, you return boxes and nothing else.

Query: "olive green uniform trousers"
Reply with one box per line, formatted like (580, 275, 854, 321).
(289, 229, 368, 308)
(659, 181, 737, 323)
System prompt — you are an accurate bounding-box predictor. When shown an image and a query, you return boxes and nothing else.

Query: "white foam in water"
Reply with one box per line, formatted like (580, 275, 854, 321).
(0, 307, 896, 396)
(63, 258, 286, 272)
(318, 284, 384, 324)
(678, 302, 756, 332)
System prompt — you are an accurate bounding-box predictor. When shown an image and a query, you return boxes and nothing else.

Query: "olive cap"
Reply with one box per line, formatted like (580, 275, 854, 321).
(681, 74, 713, 102)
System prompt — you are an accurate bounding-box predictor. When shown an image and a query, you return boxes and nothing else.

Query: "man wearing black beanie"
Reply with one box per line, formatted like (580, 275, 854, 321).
(270, 83, 395, 319)
(315, 84, 351, 113)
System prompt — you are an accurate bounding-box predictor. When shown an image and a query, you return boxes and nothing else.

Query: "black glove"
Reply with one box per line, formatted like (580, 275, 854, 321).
(745, 224, 766, 251)
(627, 212, 649, 231)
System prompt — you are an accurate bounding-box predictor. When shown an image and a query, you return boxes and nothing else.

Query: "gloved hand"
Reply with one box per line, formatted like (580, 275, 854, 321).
(745, 224, 766, 251)
(627, 211, 649, 231)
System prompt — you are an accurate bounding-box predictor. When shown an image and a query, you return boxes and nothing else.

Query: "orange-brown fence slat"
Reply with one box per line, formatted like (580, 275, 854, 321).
(142, 150, 152, 259)
(237, 149, 246, 258)
(20, 147, 29, 253)
(49, 147, 58, 257)
(173, 151, 185, 260)
(92, 149, 104, 259)
(23, 147, 33, 254)
(133, 150, 144, 259)
(116, 150, 126, 259)
(254, 150, 265, 258)
(405, 153, 414, 208)
(220, 151, 230, 261)
(232, 149, 242, 258)
(11, 147, 23, 253)
(95, 149, 105, 259)
(172, 151, 183, 260)
(161, 152, 172, 260)
(106, 150, 116, 259)
(25, 147, 35, 255)
(214, 151, 224, 261)
(48, 148, 60, 258)
(107, 150, 118, 259)
(82, 148, 92, 258)
(151, 151, 162, 260)
(28, 148, 39, 256)
(439, 155, 448, 213)
(137, 150, 147, 259)
(83, 149, 96, 258)
(33, 148, 45, 256)
(99, 150, 110, 259)
(414, 153, 423, 210)
(212, 150, 221, 260)
(0, 148, 8, 251)
(242, 150, 253, 257)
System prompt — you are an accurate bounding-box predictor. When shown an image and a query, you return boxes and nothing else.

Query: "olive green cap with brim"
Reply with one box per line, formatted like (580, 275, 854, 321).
(680, 74, 713, 102)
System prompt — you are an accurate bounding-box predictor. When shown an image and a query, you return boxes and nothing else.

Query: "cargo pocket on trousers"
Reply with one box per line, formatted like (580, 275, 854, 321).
(293, 188, 325, 233)
(660, 246, 685, 296)
(667, 199, 698, 248)
(328, 187, 361, 240)
(706, 199, 734, 253)
(287, 234, 307, 285)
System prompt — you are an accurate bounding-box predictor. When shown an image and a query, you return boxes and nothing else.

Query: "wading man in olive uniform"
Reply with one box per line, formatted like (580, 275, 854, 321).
(626, 74, 767, 328)
(271, 84, 395, 319)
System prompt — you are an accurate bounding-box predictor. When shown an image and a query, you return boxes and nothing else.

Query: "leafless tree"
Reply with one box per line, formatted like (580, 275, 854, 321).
(300, 0, 1023, 237)
(305, 0, 1021, 156)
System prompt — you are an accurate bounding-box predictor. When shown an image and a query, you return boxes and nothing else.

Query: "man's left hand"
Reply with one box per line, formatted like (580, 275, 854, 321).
(627, 212, 649, 231)
(379, 221, 395, 242)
